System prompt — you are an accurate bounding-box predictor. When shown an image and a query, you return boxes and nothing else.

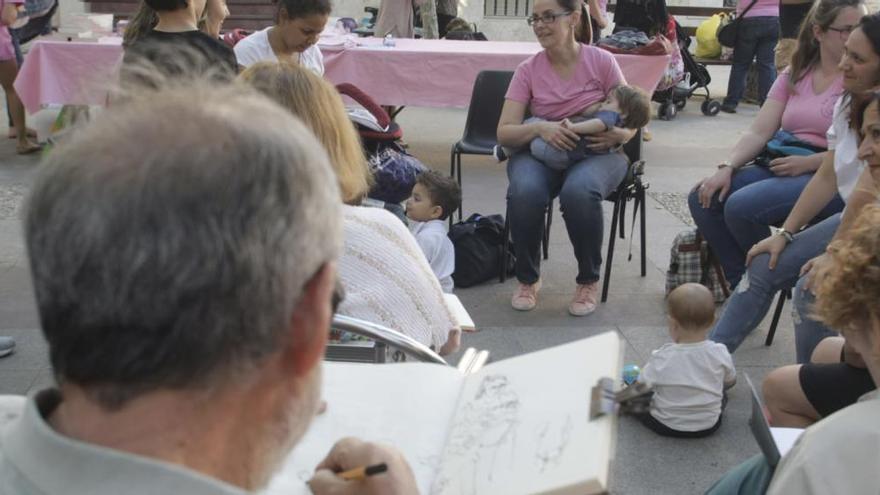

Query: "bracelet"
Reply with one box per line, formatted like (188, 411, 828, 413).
(778, 229, 795, 244)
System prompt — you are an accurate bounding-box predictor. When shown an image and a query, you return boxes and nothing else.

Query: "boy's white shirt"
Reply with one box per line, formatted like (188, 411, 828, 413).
(409, 219, 455, 293)
(640, 340, 736, 431)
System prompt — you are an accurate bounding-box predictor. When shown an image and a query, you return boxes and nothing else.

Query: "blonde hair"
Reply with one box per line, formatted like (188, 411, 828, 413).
(813, 204, 880, 331)
(238, 62, 372, 205)
(667, 283, 716, 331)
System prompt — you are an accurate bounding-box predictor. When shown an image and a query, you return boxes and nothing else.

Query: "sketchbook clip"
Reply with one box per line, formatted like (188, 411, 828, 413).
(589, 377, 653, 420)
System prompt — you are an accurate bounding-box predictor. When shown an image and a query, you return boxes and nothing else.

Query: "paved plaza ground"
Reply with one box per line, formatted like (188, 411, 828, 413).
(0, 67, 797, 494)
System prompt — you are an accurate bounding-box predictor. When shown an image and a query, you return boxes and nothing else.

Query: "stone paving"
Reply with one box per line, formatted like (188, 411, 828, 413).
(0, 67, 800, 494)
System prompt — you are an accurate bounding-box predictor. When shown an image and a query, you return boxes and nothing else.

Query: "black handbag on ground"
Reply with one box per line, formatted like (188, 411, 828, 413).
(448, 213, 515, 288)
(717, 0, 758, 48)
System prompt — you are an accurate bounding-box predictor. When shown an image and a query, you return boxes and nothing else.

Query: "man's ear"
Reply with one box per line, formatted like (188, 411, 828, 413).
(285, 262, 336, 377)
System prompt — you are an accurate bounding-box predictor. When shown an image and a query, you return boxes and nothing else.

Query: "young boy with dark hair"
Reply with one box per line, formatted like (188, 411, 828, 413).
(635, 283, 736, 437)
(405, 170, 461, 293)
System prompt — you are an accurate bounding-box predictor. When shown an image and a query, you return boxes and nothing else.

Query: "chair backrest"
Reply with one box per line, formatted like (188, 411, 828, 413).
(461, 70, 514, 147)
(330, 314, 448, 365)
(623, 128, 643, 164)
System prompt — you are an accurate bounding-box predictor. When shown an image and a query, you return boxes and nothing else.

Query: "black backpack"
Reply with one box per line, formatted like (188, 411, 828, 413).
(448, 214, 515, 288)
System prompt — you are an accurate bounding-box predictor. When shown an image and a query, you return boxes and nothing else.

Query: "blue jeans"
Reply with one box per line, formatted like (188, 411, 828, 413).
(507, 150, 627, 284)
(709, 213, 840, 353)
(705, 455, 773, 495)
(724, 16, 779, 107)
(687, 166, 845, 287)
(792, 275, 837, 363)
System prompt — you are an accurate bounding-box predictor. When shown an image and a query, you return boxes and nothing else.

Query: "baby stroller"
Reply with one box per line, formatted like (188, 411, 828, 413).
(335, 83, 403, 155)
(336, 83, 423, 219)
(653, 19, 721, 120)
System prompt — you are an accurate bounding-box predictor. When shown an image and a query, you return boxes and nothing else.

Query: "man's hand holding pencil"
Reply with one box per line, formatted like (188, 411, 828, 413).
(308, 437, 419, 494)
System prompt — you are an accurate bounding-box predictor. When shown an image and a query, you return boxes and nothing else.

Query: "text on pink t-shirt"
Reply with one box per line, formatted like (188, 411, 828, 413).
(505, 44, 626, 121)
(737, 0, 779, 19)
(766, 69, 843, 148)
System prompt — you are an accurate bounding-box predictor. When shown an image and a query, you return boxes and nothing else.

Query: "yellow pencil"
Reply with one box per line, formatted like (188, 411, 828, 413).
(337, 462, 388, 481)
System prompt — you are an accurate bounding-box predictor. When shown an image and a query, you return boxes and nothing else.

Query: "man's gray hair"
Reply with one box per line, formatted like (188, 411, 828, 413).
(25, 82, 342, 408)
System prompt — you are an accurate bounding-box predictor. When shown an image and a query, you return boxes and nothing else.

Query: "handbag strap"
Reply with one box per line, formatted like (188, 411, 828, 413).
(737, 0, 760, 20)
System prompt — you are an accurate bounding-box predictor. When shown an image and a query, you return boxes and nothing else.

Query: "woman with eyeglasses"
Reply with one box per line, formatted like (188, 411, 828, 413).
(497, 0, 638, 317)
(705, 12, 880, 364)
(690, 0, 866, 291)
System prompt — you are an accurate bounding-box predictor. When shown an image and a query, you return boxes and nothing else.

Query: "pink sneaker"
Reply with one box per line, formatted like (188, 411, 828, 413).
(569, 282, 599, 316)
(511, 280, 541, 311)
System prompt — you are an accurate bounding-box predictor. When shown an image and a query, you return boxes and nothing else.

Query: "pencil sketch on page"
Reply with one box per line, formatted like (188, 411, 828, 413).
(535, 415, 573, 472)
(432, 374, 521, 495)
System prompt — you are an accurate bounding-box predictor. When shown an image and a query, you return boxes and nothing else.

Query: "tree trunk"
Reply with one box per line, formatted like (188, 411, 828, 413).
(419, 0, 439, 39)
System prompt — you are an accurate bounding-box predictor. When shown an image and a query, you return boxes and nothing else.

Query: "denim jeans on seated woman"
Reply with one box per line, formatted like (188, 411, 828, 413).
(506, 150, 627, 285)
(687, 165, 845, 288)
(709, 214, 840, 353)
(791, 276, 837, 364)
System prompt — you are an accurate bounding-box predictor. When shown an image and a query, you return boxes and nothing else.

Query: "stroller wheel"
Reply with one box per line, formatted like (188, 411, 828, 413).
(658, 102, 677, 121)
(701, 100, 721, 117)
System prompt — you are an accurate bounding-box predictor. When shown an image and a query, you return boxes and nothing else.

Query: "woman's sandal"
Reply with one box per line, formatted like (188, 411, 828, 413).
(8, 128, 37, 139)
(16, 141, 42, 155)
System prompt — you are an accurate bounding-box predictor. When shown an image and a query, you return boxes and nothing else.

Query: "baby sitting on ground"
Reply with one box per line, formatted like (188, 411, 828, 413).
(527, 85, 651, 170)
(635, 283, 736, 438)
(405, 170, 461, 293)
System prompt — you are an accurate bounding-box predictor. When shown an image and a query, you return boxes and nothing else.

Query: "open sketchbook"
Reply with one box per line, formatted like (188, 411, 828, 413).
(443, 293, 475, 332)
(264, 332, 622, 495)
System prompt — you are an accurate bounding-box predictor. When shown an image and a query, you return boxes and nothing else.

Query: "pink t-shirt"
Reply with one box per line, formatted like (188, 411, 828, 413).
(737, 0, 779, 19)
(766, 69, 843, 148)
(0, 0, 24, 61)
(505, 44, 625, 121)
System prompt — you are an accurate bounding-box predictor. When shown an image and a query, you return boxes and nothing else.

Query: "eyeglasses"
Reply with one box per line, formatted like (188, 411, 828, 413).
(526, 10, 572, 27)
(827, 25, 855, 37)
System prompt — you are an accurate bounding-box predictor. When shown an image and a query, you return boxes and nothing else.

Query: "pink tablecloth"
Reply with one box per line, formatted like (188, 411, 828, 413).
(15, 39, 124, 114)
(322, 38, 670, 108)
(14, 38, 669, 113)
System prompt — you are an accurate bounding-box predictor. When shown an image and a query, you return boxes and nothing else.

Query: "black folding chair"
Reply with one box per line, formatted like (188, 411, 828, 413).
(450, 70, 515, 224)
(499, 129, 649, 301)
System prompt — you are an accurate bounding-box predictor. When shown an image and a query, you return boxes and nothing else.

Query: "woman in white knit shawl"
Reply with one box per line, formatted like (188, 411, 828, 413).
(240, 61, 460, 354)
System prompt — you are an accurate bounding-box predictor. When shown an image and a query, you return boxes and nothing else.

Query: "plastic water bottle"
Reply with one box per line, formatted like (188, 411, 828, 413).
(383, 34, 396, 47)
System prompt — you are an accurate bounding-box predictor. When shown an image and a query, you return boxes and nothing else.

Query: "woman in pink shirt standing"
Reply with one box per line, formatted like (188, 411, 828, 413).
(0, 0, 40, 155)
(497, 0, 636, 317)
(721, 0, 781, 113)
(0, 0, 38, 154)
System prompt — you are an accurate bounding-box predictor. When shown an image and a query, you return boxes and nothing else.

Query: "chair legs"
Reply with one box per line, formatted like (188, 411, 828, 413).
(449, 146, 464, 227)
(449, 147, 457, 229)
(602, 179, 648, 303)
(639, 185, 647, 277)
(543, 200, 552, 261)
(765, 289, 791, 346)
(501, 181, 647, 302)
(601, 194, 623, 303)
